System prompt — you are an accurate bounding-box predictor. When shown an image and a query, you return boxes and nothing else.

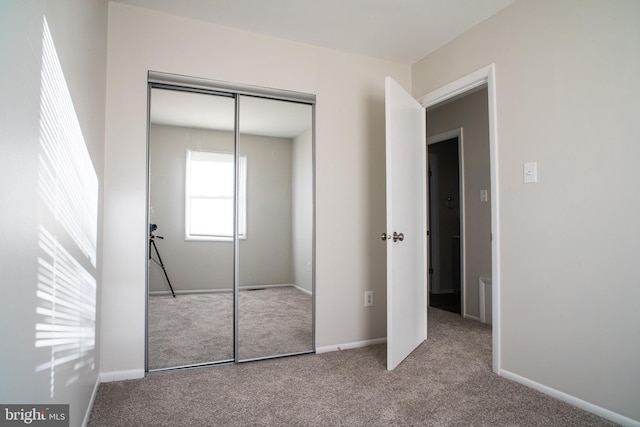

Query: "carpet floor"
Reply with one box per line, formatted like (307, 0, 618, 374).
(148, 287, 313, 369)
(90, 308, 614, 426)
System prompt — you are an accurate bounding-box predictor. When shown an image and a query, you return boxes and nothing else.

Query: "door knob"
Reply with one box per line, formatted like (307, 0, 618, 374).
(382, 232, 404, 242)
(393, 232, 404, 242)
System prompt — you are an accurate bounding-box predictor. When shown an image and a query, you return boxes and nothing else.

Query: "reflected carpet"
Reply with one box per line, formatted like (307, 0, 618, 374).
(148, 286, 312, 369)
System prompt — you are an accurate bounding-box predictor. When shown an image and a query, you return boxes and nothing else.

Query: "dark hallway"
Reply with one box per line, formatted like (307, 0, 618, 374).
(428, 137, 461, 315)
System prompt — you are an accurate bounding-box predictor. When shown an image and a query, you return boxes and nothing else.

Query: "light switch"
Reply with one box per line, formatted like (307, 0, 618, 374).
(524, 162, 537, 184)
(480, 190, 488, 202)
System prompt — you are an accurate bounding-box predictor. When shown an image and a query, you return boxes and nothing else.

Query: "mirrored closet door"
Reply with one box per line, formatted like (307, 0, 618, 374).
(237, 96, 314, 361)
(146, 73, 315, 371)
(147, 88, 236, 370)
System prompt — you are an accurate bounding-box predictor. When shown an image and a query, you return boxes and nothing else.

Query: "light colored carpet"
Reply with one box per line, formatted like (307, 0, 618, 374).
(148, 286, 313, 369)
(91, 308, 615, 426)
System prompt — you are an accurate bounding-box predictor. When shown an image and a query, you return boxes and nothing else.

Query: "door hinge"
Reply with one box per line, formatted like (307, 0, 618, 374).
(429, 268, 434, 274)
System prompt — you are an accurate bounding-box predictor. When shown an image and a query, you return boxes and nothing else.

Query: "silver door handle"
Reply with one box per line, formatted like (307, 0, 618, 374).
(382, 232, 404, 242)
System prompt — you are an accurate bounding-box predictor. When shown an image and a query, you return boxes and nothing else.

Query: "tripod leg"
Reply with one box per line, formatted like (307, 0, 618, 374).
(150, 239, 176, 298)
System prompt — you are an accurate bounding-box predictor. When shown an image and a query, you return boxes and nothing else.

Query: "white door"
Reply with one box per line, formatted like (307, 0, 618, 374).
(385, 77, 427, 370)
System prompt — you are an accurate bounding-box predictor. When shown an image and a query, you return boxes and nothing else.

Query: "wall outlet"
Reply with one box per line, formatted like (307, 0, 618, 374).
(364, 291, 374, 307)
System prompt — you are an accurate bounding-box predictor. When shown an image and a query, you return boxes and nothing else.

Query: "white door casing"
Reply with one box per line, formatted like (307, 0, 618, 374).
(417, 64, 499, 372)
(385, 77, 428, 370)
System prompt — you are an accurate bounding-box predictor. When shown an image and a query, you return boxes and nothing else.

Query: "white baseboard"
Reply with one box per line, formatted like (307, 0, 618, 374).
(316, 337, 386, 354)
(463, 313, 480, 322)
(81, 376, 101, 427)
(293, 285, 312, 295)
(499, 369, 640, 427)
(100, 368, 145, 383)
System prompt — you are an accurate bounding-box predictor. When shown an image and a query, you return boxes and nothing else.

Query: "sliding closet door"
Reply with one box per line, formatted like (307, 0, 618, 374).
(147, 88, 236, 370)
(237, 95, 314, 361)
(146, 72, 316, 370)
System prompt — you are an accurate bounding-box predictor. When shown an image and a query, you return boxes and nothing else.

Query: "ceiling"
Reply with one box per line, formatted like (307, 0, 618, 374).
(139, 0, 515, 134)
(111, 0, 516, 64)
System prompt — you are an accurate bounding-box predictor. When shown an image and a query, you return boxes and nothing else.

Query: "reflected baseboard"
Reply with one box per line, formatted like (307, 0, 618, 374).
(293, 285, 312, 296)
(149, 283, 305, 296)
(242, 284, 295, 291)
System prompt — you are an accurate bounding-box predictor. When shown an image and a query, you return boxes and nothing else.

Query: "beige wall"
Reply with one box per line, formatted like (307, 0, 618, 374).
(237, 133, 294, 288)
(413, 0, 640, 421)
(149, 125, 234, 292)
(0, 1, 107, 425)
(103, 2, 410, 375)
(292, 128, 314, 293)
(427, 89, 491, 319)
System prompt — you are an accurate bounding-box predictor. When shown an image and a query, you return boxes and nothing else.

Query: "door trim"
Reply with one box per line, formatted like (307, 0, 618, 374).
(427, 129, 465, 318)
(417, 63, 500, 373)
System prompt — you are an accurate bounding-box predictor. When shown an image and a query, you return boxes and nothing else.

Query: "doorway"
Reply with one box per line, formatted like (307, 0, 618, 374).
(427, 136, 462, 315)
(425, 86, 492, 324)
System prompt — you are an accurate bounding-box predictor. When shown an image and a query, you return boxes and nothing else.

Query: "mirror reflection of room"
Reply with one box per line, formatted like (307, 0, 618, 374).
(237, 96, 313, 361)
(147, 86, 314, 370)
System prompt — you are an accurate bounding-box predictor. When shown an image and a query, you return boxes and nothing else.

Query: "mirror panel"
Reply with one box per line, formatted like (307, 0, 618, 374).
(147, 88, 235, 369)
(146, 78, 315, 370)
(237, 95, 314, 361)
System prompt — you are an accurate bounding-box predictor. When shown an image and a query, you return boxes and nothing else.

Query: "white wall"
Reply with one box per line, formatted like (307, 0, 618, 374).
(427, 89, 491, 318)
(102, 2, 410, 375)
(413, 0, 640, 421)
(0, 1, 107, 425)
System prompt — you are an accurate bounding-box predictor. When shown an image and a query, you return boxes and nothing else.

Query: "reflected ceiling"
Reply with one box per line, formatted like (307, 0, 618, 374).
(150, 89, 312, 138)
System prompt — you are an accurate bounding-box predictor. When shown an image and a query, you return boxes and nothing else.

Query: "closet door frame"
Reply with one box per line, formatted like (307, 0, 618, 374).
(145, 71, 316, 372)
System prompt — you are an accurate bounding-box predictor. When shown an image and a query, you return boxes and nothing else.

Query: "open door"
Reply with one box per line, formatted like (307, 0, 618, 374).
(385, 77, 427, 370)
